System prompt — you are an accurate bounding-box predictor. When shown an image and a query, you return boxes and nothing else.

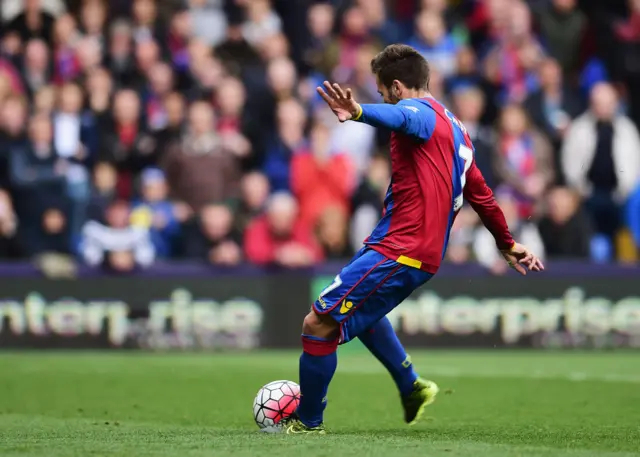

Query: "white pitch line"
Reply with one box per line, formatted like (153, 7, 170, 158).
(337, 364, 640, 384)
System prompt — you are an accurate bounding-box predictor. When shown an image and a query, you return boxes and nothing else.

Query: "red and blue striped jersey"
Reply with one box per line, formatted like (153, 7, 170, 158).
(356, 97, 513, 274)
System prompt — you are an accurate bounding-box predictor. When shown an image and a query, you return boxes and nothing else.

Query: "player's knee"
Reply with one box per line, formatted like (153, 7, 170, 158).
(302, 310, 339, 340)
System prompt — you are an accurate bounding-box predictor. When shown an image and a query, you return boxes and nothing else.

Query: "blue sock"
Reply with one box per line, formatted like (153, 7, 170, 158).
(359, 317, 418, 396)
(296, 334, 338, 428)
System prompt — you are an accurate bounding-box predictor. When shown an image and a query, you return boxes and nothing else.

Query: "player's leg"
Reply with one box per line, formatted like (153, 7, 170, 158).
(295, 249, 400, 432)
(295, 309, 339, 432)
(358, 316, 418, 396)
(340, 263, 439, 424)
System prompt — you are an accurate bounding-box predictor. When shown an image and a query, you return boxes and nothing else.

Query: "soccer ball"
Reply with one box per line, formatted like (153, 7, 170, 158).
(253, 380, 300, 429)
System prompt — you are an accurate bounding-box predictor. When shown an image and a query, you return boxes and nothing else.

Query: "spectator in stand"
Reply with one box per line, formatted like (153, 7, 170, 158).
(408, 10, 459, 78)
(343, 44, 380, 105)
(0, 95, 29, 187)
(7, 0, 56, 45)
(627, 183, 640, 252)
(33, 84, 56, 116)
(87, 161, 117, 222)
(267, 57, 298, 106)
(350, 154, 389, 252)
(154, 91, 186, 150)
(133, 38, 161, 90)
(131, 0, 166, 45)
(303, 2, 335, 73)
(0, 189, 20, 258)
(21, 39, 51, 98)
(75, 35, 103, 78)
(80, 199, 155, 272)
(562, 82, 640, 253)
(446, 207, 478, 265)
(538, 186, 592, 259)
(163, 101, 241, 213)
(474, 193, 545, 275)
(9, 114, 66, 221)
(185, 51, 225, 101)
(27, 202, 72, 257)
(130, 167, 180, 258)
(447, 46, 497, 123)
(215, 76, 261, 170)
(316, 205, 353, 260)
(53, 82, 97, 236)
(52, 13, 81, 85)
(0, 49, 25, 97)
(534, 0, 588, 78)
(452, 86, 496, 188)
(291, 119, 354, 229)
(264, 98, 306, 192)
(106, 19, 136, 87)
(236, 171, 270, 233)
(85, 66, 113, 126)
(245, 191, 323, 267)
(99, 89, 156, 199)
(0, 30, 23, 68)
(613, 0, 640, 129)
(188, 0, 227, 47)
(483, 1, 544, 104)
(494, 103, 555, 219)
(79, 0, 108, 46)
(180, 203, 242, 266)
(167, 8, 191, 77)
(142, 61, 175, 132)
(524, 58, 585, 161)
(256, 32, 290, 65)
(319, 5, 379, 82)
(356, 0, 400, 45)
(53, 82, 98, 161)
(241, 0, 282, 48)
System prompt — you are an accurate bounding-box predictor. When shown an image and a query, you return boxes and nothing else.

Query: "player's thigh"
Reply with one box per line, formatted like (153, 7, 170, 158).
(313, 248, 395, 321)
(340, 265, 432, 343)
(312, 249, 432, 343)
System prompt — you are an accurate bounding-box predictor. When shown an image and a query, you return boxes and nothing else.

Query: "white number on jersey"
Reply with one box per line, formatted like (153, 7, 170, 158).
(454, 144, 474, 211)
(444, 108, 474, 211)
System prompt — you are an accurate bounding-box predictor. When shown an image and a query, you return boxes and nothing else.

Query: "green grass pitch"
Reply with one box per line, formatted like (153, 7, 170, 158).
(0, 350, 639, 457)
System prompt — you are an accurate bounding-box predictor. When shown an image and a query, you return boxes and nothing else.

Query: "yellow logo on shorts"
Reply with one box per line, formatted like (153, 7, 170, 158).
(339, 300, 354, 314)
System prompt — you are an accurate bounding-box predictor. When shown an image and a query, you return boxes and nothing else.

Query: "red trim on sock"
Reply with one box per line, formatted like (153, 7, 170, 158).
(302, 336, 338, 356)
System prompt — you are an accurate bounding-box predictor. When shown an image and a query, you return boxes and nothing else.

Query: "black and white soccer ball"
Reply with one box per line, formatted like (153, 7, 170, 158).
(253, 380, 300, 429)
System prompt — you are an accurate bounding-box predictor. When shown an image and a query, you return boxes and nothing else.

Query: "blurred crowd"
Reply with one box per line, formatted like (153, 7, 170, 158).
(0, 0, 639, 274)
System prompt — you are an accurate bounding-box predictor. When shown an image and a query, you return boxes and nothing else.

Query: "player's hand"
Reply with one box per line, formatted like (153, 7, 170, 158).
(316, 81, 361, 123)
(500, 242, 545, 276)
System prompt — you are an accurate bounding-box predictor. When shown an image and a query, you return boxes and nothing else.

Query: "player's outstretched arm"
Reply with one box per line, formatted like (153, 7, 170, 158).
(464, 162, 544, 276)
(316, 81, 433, 140)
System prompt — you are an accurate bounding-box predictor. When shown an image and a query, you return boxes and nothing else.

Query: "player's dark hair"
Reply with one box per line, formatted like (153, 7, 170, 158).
(370, 44, 430, 90)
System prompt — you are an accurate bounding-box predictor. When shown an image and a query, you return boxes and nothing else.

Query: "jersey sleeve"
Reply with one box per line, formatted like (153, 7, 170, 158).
(463, 161, 515, 250)
(357, 99, 436, 141)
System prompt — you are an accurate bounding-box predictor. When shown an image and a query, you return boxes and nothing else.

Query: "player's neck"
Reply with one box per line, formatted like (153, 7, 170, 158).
(401, 89, 432, 100)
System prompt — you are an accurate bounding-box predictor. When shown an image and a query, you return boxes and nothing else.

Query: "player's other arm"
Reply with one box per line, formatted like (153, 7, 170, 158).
(464, 162, 544, 275)
(355, 100, 435, 140)
(316, 81, 434, 140)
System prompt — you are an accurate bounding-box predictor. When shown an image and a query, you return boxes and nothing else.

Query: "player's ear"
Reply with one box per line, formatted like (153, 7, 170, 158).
(392, 80, 402, 98)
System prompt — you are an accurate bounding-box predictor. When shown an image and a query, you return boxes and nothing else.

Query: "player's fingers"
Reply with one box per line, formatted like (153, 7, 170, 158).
(333, 83, 347, 99)
(518, 252, 533, 265)
(513, 263, 527, 276)
(346, 88, 353, 100)
(323, 81, 340, 99)
(316, 86, 333, 104)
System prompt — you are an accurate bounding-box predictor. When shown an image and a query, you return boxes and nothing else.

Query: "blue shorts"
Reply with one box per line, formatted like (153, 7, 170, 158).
(313, 248, 433, 344)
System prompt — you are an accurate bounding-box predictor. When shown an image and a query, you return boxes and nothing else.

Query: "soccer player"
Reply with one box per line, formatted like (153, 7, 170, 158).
(265, 44, 544, 434)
